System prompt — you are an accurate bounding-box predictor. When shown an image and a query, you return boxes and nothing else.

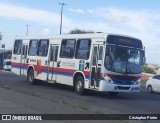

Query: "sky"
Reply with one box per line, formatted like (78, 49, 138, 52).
(0, 0, 160, 64)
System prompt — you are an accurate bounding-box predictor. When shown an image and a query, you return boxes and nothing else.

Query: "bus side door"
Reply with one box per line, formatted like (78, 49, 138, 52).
(90, 44, 103, 89)
(21, 44, 28, 76)
(48, 44, 59, 82)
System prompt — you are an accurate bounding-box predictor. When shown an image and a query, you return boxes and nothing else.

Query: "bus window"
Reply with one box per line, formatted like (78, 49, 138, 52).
(28, 40, 38, 56)
(50, 46, 59, 62)
(37, 40, 49, 56)
(13, 40, 22, 55)
(75, 39, 91, 59)
(60, 39, 76, 58)
(99, 46, 103, 60)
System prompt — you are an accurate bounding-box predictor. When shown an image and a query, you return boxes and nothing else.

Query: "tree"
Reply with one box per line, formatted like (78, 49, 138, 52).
(142, 65, 156, 74)
(69, 28, 94, 34)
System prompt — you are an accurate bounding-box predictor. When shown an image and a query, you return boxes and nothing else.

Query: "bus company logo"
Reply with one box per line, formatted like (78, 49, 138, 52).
(30, 59, 36, 62)
(36, 59, 42, 75)
(2, 115, 11, 120)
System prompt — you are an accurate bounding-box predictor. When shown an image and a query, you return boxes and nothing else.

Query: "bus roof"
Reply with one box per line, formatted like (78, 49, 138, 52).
(15, 33, 141, 41)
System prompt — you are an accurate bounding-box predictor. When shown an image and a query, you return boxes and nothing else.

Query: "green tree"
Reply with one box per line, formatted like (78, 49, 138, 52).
(69, 28, 94, 34)
(7, 50, 12, 55)
(142, 65, 156, 74)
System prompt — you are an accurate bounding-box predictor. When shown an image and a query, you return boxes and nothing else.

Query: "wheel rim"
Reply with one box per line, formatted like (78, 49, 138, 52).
(29, 74, 33, 82)
(28, 70, 34, 83)
(76, 81, 83, 92)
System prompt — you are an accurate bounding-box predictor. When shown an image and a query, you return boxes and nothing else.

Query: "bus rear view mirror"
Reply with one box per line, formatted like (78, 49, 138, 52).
(143, 57, 146, 65)
(142, 50, 146, 65)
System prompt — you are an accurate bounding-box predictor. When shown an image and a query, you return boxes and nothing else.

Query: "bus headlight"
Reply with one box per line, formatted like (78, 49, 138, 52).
(102, 74, 114, 84)
(132, 79, 141, 85)
(136, 79, 141, 85)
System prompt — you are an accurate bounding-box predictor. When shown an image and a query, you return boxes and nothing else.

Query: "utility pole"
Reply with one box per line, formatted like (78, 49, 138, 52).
(0, 31, 2, 41)
(26, 25, 30, 36)
(59, 3, 67, 35)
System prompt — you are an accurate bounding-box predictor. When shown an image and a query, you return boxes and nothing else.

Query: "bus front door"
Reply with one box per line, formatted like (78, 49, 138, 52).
(90, 45, 103, 89)
(21, 44, 28, 75)
(48, 45, 59, 82)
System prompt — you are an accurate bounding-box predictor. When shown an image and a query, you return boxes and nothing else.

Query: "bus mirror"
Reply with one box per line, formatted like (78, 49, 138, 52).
(142, 50, 146, 65)
(143, 57, 146, 65)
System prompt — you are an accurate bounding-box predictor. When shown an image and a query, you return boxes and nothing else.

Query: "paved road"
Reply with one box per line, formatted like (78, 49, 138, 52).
(0, 70, 160, 122)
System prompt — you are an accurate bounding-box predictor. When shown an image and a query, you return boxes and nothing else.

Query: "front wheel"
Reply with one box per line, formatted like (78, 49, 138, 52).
(147, 85, 153, 93)
(27, 69, 36, 85)
(75, 76, 85, 95)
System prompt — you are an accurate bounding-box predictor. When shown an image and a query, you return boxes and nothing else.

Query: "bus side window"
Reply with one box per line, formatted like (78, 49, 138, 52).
(28, 40, 38, 56)
(60, 39, 76, 58)
(13, 40, 22, 55)
(50, 46, 59, 62)
(75, 39, 91, 59)
(99, 46, 103, 60)
(37, 40, 49, 56)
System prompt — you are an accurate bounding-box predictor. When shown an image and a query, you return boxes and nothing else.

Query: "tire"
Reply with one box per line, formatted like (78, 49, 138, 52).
(75, 76, 85, 95)
(108, 92, 119, 96)
(27, 69, 36, 85)
(147, 85, 153, 93)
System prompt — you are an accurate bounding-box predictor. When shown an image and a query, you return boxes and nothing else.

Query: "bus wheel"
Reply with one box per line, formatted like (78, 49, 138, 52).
(108, 92, 119, 96)
(27, 69, 35, 85)
(75, 76, 84, 95)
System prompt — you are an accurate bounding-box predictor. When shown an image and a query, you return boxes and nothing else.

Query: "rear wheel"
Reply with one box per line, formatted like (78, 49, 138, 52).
(75, 76, 85, 95)
(147, 85, 153, 93)
(27, 69, 36, 85)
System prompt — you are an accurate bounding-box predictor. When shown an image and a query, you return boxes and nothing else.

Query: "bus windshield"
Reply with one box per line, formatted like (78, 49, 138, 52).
(104, 45, 142, 74)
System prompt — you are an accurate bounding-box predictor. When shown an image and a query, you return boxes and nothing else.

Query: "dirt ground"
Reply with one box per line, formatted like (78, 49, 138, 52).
(141, 73, 153, 82)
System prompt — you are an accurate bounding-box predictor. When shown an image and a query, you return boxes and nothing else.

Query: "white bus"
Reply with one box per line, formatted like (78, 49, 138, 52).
(11, 33, 145, 95)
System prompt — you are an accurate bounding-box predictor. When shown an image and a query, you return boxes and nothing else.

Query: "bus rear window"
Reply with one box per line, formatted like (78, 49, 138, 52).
(13, 40, 22, 55)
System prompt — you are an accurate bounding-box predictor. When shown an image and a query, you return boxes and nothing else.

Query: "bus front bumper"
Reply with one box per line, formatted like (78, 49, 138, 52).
(99, 80, 141, 92)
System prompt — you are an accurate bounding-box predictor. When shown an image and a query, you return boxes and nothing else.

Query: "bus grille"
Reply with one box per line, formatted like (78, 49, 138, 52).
(117, 86, 131, 90)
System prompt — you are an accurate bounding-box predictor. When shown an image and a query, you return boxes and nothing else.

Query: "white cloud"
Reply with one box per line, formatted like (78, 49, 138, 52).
(69, 8, 85, 14)
(42, 28, 51, 35)
(87, 9, 95, 14)
(0, 2, 72, 26)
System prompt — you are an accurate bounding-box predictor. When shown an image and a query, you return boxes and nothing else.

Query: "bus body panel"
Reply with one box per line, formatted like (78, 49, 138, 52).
(11, 33, 145, 93)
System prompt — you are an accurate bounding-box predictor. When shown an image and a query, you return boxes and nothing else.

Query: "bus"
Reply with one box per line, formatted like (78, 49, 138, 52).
(11, 33, 145, 95)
